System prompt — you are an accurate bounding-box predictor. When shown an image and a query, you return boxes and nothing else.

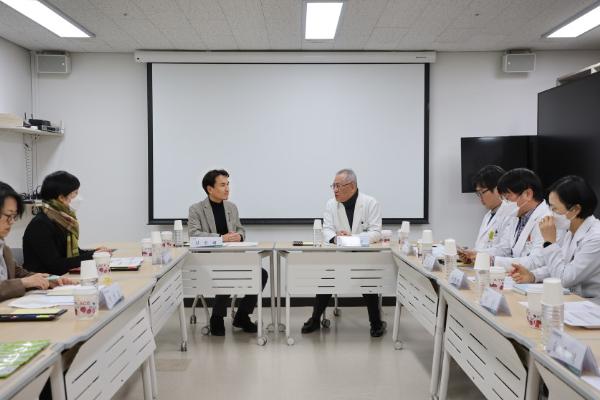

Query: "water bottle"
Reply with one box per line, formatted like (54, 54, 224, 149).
(541, 303, 564, 348)
(313, 219, 323, 247)
(151, 231, 163, 265)
(443, 239, 458, 279)
(541, 278, 564, 348)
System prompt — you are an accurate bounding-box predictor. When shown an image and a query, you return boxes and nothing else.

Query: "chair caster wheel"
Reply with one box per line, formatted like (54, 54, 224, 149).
(321, 318, 331, 328)
(278, 323, 286, 332)
(180, 341, 187, 352)
(394, 341, 403, 350)
(200, 326, 210, 335)
(287, 337, 295, 346)
(257, 336, 267, 346)
(190, 315, 197, 324)
(333, 308, 341, 317)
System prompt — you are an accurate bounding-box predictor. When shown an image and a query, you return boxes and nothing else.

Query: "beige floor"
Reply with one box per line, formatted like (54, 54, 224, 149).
(113, 306, 484, 400)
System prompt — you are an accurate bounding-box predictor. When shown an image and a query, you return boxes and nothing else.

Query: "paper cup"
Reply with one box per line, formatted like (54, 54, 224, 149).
(542, 278, 564, 306)
(161, 231, 173, 247)
(141, 238, 152, 257)
(400, 221, 410, 233)
(381, 230, 392, 246)
(444, 239, 457, 256)
(527, 286, 543, 329)
(74, 286, 99, 320)
(489, 266, 505, 291)
(174, 220, 183, 231)
(474, 252, 491, 270)
(80, 260, 98, 286)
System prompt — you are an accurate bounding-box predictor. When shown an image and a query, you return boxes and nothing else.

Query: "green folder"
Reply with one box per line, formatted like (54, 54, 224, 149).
(0, 340, 50, 378)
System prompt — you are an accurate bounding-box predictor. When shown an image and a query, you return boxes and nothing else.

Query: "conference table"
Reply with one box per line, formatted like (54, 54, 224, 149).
(391, 246, 600, 400)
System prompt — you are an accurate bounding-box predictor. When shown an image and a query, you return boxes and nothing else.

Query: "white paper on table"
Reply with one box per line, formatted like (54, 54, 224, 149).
(518, 301, 528, 308)
(467, 276, 476, 282)
(46, 285, 81, 296)
(582, 375, 600, 390)
(564, 301, 600, 328)
(110, 257, 144, 267)
(222, 242, 259, 247)
(10, 294, 74, 308)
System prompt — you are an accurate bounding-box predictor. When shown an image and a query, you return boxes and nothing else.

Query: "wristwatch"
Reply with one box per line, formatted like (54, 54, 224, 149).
(543, 241, 553, 248)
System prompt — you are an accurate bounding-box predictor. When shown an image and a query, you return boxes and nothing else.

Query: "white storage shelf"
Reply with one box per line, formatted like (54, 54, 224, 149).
(0, 126, 63, 137)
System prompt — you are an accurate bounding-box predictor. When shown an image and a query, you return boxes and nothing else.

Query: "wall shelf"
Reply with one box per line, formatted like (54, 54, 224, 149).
(0, 126, 63, 137)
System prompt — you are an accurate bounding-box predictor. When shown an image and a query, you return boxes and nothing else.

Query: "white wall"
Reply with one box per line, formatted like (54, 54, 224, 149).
(0, 37, 31, 247)
(2, 50, 600, 248)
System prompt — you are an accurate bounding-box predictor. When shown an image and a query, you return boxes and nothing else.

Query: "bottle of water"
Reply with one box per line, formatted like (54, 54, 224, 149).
(444, 254, 457, 279)
(313, 219, 323, 247)
(541, 303, 564, 348)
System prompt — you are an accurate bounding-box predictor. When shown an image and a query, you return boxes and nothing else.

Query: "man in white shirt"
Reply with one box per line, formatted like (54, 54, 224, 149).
(302, 169, 386, 337)
(459, 165, 515, 262)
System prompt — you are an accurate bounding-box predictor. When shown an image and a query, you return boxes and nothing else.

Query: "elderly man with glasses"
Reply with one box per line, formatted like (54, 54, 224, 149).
(301, 169, 386, 337)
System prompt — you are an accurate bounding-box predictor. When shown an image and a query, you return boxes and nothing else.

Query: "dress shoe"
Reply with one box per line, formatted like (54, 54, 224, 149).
(370, 320, 387, 337)
(301, 317, 321, 334)
(232, 314, 258, 333)
(210, 315, 225, 336)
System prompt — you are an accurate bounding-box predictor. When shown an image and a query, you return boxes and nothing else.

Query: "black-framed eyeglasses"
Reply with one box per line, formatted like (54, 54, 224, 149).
(475, 189, 490, 198)
(330, 182, 353, 190)
(1, 213, 18, 223)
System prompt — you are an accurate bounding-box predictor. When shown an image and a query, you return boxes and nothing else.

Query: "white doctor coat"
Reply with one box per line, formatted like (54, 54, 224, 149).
(533, 216, 600, 303)
(323, 192, 382, 244)
(491, 201, 565, 270)
(474, 201, 516, 251)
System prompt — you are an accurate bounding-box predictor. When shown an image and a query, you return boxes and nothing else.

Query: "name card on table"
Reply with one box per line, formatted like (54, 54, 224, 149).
(422, 255, 439, 272)
(547, 329, 600, 376)
(100, 283, 124, 310)
(449, 269, 469, 289)
(190, 236, 224, 248)
(336, 236, 361, 247)
(479, 287, 511, 316)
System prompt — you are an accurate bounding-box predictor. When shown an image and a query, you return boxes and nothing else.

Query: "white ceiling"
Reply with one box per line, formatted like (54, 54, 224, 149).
(0, 0, 599, 52)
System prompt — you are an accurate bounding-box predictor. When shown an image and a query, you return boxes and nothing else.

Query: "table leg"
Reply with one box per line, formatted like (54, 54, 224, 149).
(525, 354, 541, 400)
(149, 354, 159, 399)
(266, 251, 277, 334)
(437, 349, 450, 400)
(277, 251, 286, 332)
(50, 356, 66, 400)
(430, 292, 447, 398)
(142, 359, 153, 400)
(178, 300, 188, 352)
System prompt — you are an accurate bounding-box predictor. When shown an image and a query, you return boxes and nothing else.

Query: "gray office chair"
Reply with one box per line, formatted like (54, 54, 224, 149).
(11, 247, 24, 265)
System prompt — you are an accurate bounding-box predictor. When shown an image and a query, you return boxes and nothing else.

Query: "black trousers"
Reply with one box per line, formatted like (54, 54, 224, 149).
(212, 268, 268, 318)
(311, 293, 381, 324)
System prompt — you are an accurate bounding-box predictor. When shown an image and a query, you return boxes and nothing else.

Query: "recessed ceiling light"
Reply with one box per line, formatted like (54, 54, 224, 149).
(0, 0, 93, 38)
(546, 4, 600, 38)
(305, 2, 343, 40)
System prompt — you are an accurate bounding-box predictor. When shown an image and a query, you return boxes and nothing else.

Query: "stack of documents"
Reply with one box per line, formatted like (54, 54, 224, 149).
(9, 294, 74, 309)
(564, 301, 600, 328)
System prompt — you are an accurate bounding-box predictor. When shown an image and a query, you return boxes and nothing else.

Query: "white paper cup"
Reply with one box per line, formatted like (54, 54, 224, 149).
(80, 260, 98, 286)
(381, 230, 392, 246)
(422, 229, 433, 244)
(542, 278, 564, 306)
(74, 286, 99, 320)
(527, 286, 543, 329)
(161, 231, 173, 247)
(313, 219, 322, 229)
(489, 266, 506, 291)
(173, 220, 183, 231)
(93, 252, 111, 275)
(400, 221, 410, 233)
(141, 238, 152, 257)
(474, 252, 491, 270)
(444, 239, 457, 256)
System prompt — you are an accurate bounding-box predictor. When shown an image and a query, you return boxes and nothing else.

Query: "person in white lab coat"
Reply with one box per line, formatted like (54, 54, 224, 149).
(458, 165, 516, 263)
(490, 168, 563, 270)
(511, 176, 600, 303)
(302, 169, 385, 337)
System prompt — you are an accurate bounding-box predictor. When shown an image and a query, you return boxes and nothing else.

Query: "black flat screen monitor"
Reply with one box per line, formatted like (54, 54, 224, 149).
(461, 136, 537, 193)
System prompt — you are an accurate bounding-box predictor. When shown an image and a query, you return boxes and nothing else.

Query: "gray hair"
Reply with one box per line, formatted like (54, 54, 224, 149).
(336, 168, 357, 185)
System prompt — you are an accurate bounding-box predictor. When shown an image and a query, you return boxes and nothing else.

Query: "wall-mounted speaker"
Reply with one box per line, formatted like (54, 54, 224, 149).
(36, 52, 71, 74)
(502, 52, 536, 73)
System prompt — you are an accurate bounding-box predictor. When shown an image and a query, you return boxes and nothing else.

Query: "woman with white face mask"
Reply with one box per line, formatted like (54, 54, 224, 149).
(511, 176, 600, 303)
(23, 171, 110, 275)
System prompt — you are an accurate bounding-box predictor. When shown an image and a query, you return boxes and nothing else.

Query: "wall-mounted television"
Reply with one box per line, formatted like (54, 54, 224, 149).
(460, 136, 537, 193)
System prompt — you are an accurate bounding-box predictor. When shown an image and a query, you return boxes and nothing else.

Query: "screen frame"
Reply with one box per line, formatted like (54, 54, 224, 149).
(147, 62, 430, 225)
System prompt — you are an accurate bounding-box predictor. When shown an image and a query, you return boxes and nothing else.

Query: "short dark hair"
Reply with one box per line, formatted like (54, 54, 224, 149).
(497, 168, 545, 202)
(40, 171, 80, 201)
(0, 181, 24, 218)
(548, 175, 597, 219)
(472, 165, 505, 191)
(202, 169, 229, 194)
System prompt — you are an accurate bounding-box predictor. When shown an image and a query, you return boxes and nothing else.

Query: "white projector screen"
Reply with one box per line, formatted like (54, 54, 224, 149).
(149, 63, 428, 224)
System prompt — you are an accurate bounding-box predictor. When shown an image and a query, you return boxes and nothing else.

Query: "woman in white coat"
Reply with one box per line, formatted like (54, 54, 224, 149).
(511, 176, 600, 303)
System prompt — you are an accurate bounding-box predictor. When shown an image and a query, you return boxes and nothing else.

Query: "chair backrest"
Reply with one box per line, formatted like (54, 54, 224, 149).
(11, 248, 24, 265)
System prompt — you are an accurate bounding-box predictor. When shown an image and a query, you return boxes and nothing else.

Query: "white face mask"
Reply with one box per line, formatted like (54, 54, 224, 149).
(69, 195, 83, 211)
(553, 211, 571, 231)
